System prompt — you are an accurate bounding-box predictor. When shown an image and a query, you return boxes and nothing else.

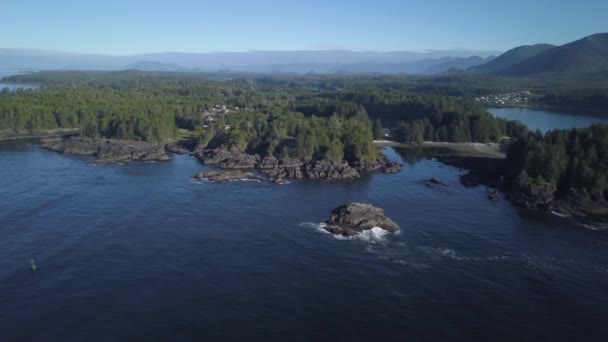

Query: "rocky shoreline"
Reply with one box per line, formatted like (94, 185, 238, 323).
(194, 170, 265, 183)
(446, 155, 608, 224)
(195, 147, 402, 183)
(41, 136, 171, 164)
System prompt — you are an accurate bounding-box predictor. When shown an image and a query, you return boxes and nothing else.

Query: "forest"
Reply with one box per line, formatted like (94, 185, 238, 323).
(505, 125, 608, 195)
(1, 70, 526, 161)
(1, 71, 607, 176)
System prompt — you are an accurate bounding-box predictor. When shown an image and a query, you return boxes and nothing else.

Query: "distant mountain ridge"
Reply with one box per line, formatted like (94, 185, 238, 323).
(471, 33, 608, 77)
(126, 61, 185, 72)
(0, 48, 499, 74)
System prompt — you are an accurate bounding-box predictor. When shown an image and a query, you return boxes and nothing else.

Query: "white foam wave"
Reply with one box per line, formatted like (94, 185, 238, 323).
(356, 227, 391, 243)
(234, 178, 262, 182)
(550, 211, 571, 218)
(578, 222, 608, 231)
(301, 222, 392, 243)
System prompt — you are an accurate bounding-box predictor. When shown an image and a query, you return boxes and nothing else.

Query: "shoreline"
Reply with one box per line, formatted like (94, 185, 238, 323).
(0, 128, 80, 141)
(486, 104, 607, 118)
(373, 140, 505, 159)
(5, 135, 606, 227)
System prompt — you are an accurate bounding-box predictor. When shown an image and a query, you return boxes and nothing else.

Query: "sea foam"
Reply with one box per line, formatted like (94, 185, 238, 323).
(301, 222, 391, 243)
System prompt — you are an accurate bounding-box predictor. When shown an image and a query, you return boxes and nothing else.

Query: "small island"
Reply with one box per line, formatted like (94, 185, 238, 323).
(324, 203, 400, 237)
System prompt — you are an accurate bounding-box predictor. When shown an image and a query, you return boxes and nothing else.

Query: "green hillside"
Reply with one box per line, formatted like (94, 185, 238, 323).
(497, 33, 608, 76)
(469, 44, 554, 73)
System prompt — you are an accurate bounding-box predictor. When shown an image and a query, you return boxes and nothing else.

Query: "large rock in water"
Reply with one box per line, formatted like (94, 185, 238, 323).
(325, 203, 399, 237)
(41, 136, 170, 164)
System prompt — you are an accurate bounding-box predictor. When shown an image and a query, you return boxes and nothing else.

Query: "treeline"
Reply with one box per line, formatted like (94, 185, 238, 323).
(532, 90, 608, 112)
(0, 88, 178, 142)
(295, 88, 489, 123)
(505, 125, 608, 194)
(392, 111, 528, 144)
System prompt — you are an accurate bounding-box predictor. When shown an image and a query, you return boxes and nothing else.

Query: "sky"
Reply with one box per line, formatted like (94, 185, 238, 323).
(2, 0, 607, 54)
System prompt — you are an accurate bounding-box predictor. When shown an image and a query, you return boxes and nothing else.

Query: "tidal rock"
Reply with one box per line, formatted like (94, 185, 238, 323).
(325, 203, 399, 237)
(42, 136, 170, 164)
(421, 177, 448, 188)
(429, 178, 447, 186)
(193, 170, 265, 183)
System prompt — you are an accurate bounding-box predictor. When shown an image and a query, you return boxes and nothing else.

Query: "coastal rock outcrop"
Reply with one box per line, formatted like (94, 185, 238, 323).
(353, 157, 403, 174)
(42, 136, 170, 164)
(304, 160, 359, 180)
(165, 141, 189, 155)
(260, 159, 360, 181)
(195, 148, 260, 169)
(193, 170, 265, 183)
(508, 176, 556, 210)
(194, 148, 400, 183)
(324, 203, 399, 237)
(549, 188, 608, 217)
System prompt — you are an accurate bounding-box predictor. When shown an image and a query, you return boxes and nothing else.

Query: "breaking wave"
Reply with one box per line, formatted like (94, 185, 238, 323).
(301, 222, 392, 243)
(550, 211, 571, 218)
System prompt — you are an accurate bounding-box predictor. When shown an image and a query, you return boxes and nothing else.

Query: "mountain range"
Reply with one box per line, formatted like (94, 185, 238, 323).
(1, 33, 607, 77)
(0, 48, 497, 75)
(470, 33, 608, 77)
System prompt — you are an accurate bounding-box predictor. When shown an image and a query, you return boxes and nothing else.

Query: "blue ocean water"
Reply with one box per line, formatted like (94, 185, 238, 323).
(1, 140, 607, 341)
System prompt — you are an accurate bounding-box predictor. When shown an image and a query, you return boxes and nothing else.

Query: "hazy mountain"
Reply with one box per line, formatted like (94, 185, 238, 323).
(126, 61, 185, 72)
(469, 44, 555, 74)
(496, 33, 608, 76)
(227, 55, 494, 74)
(0, 48, 500, 74)
(422, 56, 495, 74)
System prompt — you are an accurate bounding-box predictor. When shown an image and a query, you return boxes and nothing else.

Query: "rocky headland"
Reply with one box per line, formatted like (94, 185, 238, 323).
(194, 147, 402, 183)
(448, 155, 608, 223)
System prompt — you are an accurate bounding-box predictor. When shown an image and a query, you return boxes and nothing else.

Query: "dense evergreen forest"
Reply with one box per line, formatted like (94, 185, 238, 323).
(505, 125, 608, 195)
(1, 70, 526, 161)
(392, 110, 528, 144)
(1, 70, 607, 172)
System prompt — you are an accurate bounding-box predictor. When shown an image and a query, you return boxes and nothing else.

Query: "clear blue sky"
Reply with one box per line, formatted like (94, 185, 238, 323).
(2, 0, 607, 54)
